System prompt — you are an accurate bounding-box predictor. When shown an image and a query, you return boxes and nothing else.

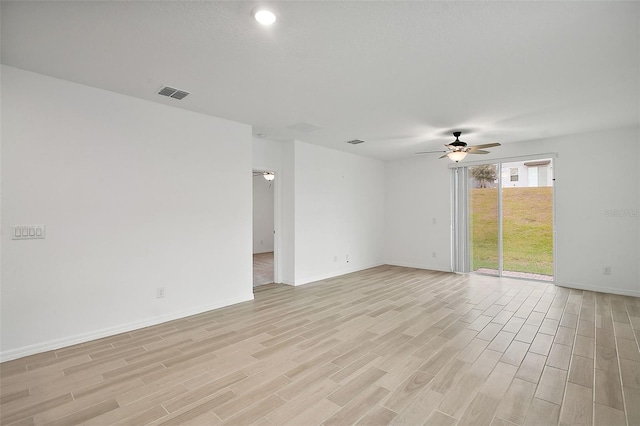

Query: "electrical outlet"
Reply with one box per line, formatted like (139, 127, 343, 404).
(157, 287, 165, 298)
(432, 252, 436, 258)
(333, 255, 338, 262)
(603, 267, 611, 275)
(12, 225, 45, 240)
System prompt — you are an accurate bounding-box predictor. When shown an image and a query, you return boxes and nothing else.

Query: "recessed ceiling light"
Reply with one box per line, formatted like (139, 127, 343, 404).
(253, 8, 276, 25)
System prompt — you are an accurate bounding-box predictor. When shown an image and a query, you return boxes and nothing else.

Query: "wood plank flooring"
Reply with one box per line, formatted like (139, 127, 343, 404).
(2, 265, 639, 425)
(253, 252, 274, 287)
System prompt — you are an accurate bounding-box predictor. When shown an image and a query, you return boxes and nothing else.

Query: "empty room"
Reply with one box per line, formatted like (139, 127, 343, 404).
(1, 1, 639, 425)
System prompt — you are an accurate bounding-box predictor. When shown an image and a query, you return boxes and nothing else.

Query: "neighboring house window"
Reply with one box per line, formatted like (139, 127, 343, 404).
(510, 168, 519, 182)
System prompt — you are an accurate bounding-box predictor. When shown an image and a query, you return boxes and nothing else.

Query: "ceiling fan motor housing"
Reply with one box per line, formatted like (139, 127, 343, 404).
(449, 131, 467, 148)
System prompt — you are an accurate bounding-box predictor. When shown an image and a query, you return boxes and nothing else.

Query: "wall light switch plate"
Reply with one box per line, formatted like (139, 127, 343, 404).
(12, 225, 45, 240)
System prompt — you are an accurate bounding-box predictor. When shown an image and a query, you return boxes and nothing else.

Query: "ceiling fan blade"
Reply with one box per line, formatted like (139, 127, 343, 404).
(468, 150, 490, 154)
(469, 142, 501, 150)
(438, 153, 450, 159)
(415, 150, 447, 155)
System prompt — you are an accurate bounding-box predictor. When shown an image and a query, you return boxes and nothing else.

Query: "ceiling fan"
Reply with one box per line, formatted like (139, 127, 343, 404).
(415, 131, 501, 162)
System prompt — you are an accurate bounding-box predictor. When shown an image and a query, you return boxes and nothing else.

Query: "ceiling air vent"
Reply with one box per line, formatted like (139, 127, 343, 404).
(287, 122, 322, 133)
(158, 86, 190, 100)
(347, 139, 365, 145)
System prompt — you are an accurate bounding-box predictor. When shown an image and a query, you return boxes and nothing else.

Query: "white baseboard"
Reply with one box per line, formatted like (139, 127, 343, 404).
(294, 262, 385, 286)
(385, 260, 453, 273)
(0, 293, 254, 362)
(388, 263, 640, 297)
(554, 281, 640, 298)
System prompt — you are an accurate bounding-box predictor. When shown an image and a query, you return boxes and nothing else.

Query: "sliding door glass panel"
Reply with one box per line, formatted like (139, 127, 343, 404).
(501, 159, 554, 280)
(468, 164, 500, 276)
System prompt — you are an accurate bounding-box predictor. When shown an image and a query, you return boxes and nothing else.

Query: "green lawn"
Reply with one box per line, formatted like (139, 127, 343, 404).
(470, 187, 553, 276)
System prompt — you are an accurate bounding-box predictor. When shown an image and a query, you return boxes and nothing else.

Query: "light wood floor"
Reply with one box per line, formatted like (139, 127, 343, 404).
(1, 265, 639, 425)
(254, 252, 274, 287)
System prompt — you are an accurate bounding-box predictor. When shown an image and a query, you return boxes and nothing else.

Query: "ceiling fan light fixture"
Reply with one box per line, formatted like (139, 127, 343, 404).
(263, 172, 275, 181)
(253, 8, 276, 25)
(447, 151, 468, 162)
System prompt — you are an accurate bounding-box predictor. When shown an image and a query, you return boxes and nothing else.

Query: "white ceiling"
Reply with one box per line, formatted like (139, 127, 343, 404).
(1, 1, 638, 160)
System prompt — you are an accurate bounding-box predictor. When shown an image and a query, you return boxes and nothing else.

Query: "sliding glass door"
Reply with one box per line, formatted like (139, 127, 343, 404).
(500, 160, 554, 280)
(468, 164, 500, 276)
(456, 157, 554, 281)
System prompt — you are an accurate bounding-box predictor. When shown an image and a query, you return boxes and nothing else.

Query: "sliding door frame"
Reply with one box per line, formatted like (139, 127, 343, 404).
(451, 153, 557, 281)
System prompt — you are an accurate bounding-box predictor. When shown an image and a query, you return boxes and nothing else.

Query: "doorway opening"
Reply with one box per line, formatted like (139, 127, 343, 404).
(253, 170, 276, 287)
(455, 157, 555, 281)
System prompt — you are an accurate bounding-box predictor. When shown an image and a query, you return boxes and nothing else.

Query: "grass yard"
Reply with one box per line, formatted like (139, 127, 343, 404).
(470, 187, 554, 276)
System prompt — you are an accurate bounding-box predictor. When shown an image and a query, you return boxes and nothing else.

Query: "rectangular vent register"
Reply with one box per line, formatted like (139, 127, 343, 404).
(158, 86, 190, 100)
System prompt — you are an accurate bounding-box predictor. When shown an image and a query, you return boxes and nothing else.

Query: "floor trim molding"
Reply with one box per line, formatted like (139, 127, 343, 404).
(0, 293, 254, 362)
(555, 280, 640, 298)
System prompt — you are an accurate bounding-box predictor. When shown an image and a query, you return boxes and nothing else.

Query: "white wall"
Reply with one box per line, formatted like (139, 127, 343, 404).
(252, 176, 274, 254)
(253, 137, 282, 173)
(293, 141, 386, 285)
(385, 125, 640, 297)
(1, 66, 254, 361)
(384, 157, 453, 272)
(251, 138, 386, 286)
(280, 142, 296, 284)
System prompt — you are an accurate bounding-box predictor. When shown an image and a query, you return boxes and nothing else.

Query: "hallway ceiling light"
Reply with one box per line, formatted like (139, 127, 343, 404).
(253, 8, 276, 25)
(263, 172, 275, 181)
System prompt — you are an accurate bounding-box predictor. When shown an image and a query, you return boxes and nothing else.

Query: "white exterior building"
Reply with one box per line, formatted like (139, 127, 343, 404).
(500, 159, 553, 188)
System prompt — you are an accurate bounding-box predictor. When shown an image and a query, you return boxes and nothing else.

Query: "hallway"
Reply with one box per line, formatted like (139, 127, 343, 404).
(253, 252, 274, 287)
